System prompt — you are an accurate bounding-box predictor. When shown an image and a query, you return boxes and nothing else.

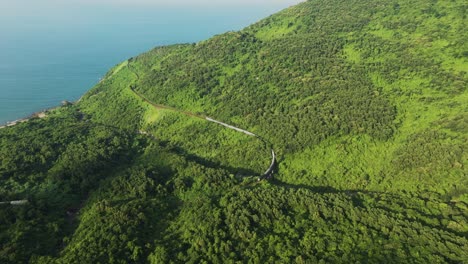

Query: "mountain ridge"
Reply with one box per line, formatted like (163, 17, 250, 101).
(0, 0, 467, 262)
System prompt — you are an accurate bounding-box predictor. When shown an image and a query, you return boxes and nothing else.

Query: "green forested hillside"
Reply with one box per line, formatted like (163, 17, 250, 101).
(0, 0, 467, 263)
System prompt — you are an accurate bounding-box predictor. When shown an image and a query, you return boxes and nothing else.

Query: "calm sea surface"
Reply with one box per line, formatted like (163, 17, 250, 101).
(0, 5, 285, 124)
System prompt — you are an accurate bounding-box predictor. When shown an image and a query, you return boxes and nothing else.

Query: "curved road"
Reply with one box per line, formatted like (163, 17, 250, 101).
(127, 64, 276, 179)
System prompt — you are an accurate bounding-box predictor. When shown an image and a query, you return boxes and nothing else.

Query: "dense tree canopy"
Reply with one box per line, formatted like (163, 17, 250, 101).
(0, 0, 466, 263)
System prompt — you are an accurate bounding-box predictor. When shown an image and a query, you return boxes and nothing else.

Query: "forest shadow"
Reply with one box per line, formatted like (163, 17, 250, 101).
(269, 179, 468, 238)
(162, 141, 260, 177)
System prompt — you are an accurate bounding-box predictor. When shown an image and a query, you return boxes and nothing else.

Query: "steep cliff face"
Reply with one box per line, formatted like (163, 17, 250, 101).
(0, 0, 467, 263)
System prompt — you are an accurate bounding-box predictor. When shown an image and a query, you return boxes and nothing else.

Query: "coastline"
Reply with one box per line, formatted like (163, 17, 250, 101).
(0, 103, 68, 129)
(0, 112, 47, 129)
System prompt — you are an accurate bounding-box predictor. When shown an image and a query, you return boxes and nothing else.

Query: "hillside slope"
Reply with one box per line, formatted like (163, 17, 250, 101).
(0, 0, 467, 263)
(80, 0, 467, 195)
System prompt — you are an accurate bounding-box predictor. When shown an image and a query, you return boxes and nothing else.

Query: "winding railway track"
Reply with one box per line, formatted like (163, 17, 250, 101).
(128, 64, 276, 180)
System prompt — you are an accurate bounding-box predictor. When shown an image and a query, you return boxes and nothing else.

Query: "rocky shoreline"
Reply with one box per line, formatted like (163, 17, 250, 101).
(0, 112, 47, 129)
(0, 101, 72, 129)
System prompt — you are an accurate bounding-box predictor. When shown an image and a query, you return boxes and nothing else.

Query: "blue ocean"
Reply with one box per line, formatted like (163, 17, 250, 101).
(0, 5, 288, 124)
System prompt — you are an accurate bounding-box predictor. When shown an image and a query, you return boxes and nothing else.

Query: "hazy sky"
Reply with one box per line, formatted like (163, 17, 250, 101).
(0, 0, 305, 22)
(1, 0, 304, 9)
